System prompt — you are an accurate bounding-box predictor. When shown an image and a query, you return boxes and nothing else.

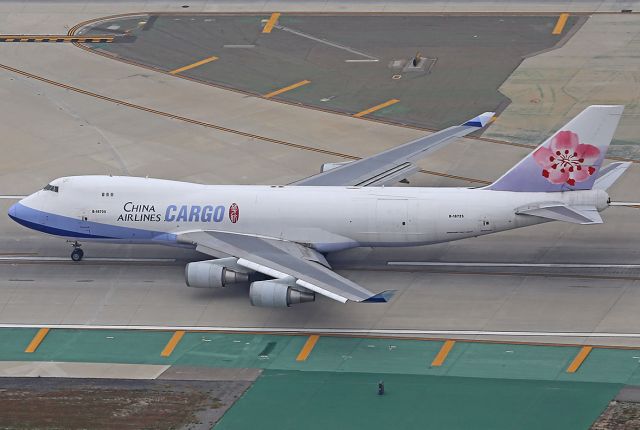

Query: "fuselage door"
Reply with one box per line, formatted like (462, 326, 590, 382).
(375, 198, 408, 242)
(79, 210, 91, 234)
(479, 216, 493, 233)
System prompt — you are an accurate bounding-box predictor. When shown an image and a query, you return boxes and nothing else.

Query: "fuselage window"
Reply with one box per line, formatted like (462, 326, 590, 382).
(43, 184, 59, 193)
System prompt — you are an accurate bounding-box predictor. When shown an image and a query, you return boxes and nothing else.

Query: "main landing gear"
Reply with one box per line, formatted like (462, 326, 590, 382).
(69, 241, 84, 262)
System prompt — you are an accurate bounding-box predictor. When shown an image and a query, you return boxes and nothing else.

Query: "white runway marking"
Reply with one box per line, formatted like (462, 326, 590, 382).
(0, 256, 176, 263)
(0, 324, 638, 339)
(0, 196, 25, 199)
(223, 44, 256, 48)
(388, 262, 640, 269)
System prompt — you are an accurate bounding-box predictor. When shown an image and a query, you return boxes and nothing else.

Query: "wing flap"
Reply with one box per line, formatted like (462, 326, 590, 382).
(179, 231, 384, 303)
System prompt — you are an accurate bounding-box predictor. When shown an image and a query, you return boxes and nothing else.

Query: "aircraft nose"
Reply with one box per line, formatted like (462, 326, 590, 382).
(8, 202, 18, 220)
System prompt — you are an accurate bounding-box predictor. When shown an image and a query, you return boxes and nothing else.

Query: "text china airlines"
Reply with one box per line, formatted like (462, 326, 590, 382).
(117, 202, 239, 223)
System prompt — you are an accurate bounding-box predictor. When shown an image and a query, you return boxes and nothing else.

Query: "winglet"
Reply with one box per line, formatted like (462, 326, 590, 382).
(463, 112, 496, 128)
(363, 290, 396, 303)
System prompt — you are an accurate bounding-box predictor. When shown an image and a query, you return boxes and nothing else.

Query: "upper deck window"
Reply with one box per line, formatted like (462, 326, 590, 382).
(43, 184, 59, 193)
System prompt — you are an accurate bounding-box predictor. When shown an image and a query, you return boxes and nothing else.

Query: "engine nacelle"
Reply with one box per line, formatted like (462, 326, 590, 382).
(185, 260, 249, 288)
(249, 280, 315, 307)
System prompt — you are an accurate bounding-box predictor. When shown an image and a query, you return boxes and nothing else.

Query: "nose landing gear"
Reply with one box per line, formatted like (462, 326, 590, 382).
(69, 241, 84, 262)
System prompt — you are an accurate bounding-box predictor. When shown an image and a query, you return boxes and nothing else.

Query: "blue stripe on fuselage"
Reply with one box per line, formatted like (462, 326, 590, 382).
(8, 203, 177, 244)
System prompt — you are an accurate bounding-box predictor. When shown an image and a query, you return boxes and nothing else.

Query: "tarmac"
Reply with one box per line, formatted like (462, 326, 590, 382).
(2, 2, 640, 427)
(78, 13, 578, 128)
(1, 2, 640, 353)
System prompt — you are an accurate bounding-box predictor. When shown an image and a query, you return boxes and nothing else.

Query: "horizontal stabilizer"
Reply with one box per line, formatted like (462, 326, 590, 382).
(594, 162, 631, 190)
(516, 203, 603, 225)
(363, 290, 396, 303)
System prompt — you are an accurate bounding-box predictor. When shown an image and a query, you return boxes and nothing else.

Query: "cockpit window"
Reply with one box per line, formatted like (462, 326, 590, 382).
(43, 184, 59, 193)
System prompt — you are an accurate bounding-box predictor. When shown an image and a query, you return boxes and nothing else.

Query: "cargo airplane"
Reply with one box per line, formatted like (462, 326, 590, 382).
(8, 105, 631, 307)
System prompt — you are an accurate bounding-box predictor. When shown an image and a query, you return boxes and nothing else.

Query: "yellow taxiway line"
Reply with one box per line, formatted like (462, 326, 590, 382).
(161, 330, 186, 357)
(170, 56, 218, 75)
(296, 335, 320, 361)
(353, 99, 400, 118)
(25, 328, 50, 353)
(431, 340, 456, 367)
(566, 346, 592, 373)
(262, 13, 281, 34)
(552, 13, 569, 35)
(263, 80, 311, 98)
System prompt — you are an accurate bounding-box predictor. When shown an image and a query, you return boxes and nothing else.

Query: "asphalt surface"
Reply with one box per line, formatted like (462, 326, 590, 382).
(80, 14, 577, 128)
(0, 5, 639, 348)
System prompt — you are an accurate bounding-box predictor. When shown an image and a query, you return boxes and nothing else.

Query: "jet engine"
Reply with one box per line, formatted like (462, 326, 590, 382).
(249, 280, 315, 308)
(185, 259, 249, 288)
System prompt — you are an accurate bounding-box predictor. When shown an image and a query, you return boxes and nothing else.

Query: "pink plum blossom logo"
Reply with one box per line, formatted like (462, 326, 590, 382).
(532, 131, 600, 186)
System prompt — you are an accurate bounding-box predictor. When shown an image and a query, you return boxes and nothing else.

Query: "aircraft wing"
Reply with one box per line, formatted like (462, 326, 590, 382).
(178, 230, 393, 303)
(291, 112, 496, 187)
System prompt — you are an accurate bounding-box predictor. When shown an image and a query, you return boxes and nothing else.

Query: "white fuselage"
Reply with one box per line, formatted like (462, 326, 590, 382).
(9, 176, 609, 253)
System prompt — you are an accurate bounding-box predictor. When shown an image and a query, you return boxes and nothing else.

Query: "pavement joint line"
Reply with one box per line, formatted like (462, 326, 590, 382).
(262, 13, 281, 34)
(567, 346, 593, 373)
(161, 330, 185, 357)
(170, 56, 219, 75)
(263, 80, 311, 98)
(24, 328, 50, 353)
(296, 335, 320, 361)
(431, 339, 455, 367)
(353, 99, 400, 118)
(552, 13, 570, 35)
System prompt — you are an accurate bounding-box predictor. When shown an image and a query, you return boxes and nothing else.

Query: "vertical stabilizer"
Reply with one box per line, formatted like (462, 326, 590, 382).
(486, 105, 624, 192)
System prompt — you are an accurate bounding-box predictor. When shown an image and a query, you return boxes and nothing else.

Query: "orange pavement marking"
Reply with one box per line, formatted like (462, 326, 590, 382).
(296, 335, 320, 361)
(431, 340, 456, 367)
(170, 56, 218, 75)
(552, 13, 569, 35)
(353, 99, 400, 118)
(262, 13, 281, 34)
(567, 346, 592, 373)
(263, 80, 311, 98)
(161, 330, 185, 357)
(25, 328, 50, 353)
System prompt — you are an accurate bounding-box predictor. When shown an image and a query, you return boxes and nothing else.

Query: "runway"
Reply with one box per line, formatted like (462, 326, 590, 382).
(1, 2, 640, 349)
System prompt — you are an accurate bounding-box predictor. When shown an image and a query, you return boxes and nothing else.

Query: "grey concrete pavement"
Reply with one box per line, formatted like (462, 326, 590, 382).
(1, 3, 640, 346)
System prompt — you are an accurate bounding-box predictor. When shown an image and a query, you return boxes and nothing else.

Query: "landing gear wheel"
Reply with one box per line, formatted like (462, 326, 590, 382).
(71, 248, 84, 262)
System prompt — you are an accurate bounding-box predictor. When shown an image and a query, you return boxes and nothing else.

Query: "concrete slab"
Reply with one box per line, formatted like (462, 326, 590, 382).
(158, 366, 262, 381)
(0, 361, 170, 379)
